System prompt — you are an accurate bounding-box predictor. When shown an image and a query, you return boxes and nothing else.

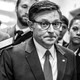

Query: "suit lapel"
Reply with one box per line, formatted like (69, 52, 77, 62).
(25, 38, 45, 80)
(24, 39, 67, 80)
(55, 44, 67, 80)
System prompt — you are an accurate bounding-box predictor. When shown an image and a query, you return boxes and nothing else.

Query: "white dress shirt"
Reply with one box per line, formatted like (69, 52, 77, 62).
(16, 25, 30, 34)
(58, 39, 63, 46)
(33, 38, 58, 80)
(74, 48, 80, 56)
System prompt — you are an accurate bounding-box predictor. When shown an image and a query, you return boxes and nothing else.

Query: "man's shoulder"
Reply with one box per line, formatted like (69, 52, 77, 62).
(57, 44, 74, 56)
(57, 45, 76, 62)
(6, 42, 25, 52)
(5, 38, 30, 52)
(2, 41, 26, 58)
(2, 38, 32, 59)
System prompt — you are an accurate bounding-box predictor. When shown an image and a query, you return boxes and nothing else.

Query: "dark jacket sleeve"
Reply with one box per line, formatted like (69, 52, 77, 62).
(72, 53, 77, 80)
(1, 49, 13, 80)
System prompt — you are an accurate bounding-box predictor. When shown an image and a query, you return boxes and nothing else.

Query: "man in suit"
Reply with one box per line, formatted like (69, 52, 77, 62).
(0, 0, 37, 79)
(13, 0, 38, 44)
(68, 14, 80, 80)
(1, 1, 76, 80)
(57, 15, 69, 47)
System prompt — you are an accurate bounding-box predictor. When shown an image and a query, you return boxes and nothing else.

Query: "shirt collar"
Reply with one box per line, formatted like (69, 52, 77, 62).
(16, 25, 30, 33)
(74, 48, 79, 56)
(33, 38, 46, 60)
(33, 38, 55, 59)
(49, 44, 56, 59)
(58, 39, 63, 46)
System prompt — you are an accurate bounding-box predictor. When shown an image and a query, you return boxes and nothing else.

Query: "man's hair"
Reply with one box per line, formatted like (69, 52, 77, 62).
(61, 15, 69, 27)
(28, 1, 62, 22)
(69, 14, 80, 30)
(16, 0, 21, 8)
(16, 0, 38, 8)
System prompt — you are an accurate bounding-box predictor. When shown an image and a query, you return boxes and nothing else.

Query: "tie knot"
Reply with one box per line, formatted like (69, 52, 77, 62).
(45, 50, 51, 58)
(15, 30, 23, 35)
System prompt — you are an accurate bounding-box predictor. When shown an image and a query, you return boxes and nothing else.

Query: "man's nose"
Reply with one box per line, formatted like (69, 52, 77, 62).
(59, 26, 62, 31)
(25, 8, 29, 15)
(47, 24, 54, 32)
(25, 10, 28, 15)
(77, 30, 80, 36)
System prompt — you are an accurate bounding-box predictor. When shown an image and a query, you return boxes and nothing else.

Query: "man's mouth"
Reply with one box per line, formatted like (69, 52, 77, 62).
(73, 37, 80, 41)
(44, 36, 56, 38)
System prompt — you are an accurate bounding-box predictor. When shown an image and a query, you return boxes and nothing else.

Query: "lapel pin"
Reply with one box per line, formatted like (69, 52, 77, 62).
(62, 59, 65, 62)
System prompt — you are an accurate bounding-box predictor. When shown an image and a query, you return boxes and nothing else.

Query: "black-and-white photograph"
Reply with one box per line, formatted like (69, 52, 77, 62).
(0, 0, 80, 80)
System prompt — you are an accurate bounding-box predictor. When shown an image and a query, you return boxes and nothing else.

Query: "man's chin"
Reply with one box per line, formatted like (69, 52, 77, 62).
(44, 40, 55, 46)
(21, 21, 28, 26)
(72, 40, 80, 45)
(18, 18, 29, 26)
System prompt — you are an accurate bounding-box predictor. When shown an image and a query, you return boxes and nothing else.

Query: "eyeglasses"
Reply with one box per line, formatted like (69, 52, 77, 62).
(34, 20, 62, 30)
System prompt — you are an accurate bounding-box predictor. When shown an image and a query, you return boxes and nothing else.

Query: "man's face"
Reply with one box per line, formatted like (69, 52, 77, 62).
(69, 20, 80, 44)
(16, 0, 36, 26)
(58, 23, 68, 40)
(32, 11, 61, 48)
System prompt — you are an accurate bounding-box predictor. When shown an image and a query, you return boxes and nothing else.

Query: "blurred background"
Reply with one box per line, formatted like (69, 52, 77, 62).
(0, 0, 80, 28)
(0, 0, 17, 29)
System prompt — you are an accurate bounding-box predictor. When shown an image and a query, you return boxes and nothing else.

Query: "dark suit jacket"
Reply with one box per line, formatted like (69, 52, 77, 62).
(0, 26, 16, 80)
(68, 44, 80, 80)
(76, 48, 80, 80)
(0, 25, 32, 80)
(1, 38, 77, 80)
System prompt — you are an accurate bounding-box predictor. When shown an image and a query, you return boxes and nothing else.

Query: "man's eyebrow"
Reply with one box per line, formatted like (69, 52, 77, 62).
(54, 19, 61, 21)
(38, 19, 49, 22)
(22, 4, 28, 8)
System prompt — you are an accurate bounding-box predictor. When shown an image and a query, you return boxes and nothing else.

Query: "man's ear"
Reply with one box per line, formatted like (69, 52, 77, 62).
(29, 22, 35, 31)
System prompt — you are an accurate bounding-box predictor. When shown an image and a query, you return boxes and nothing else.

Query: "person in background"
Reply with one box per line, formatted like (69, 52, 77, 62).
(58, 15, 69, 47)
(0, 0, 38, 79)
(0, 21, 10, 80)
(12, 0, 38, 45)
(68, 14, 80, 80)
(0, 0, 38, 49)
(1, 1, 76, 80)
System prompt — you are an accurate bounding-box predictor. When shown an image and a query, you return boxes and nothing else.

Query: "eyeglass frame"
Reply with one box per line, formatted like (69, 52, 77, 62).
(33, 20, 62, 30)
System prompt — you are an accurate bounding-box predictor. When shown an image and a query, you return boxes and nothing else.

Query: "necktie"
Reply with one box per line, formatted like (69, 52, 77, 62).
(44, 50, 53, 80)
(13, 30, 24, 45)
(14, 30, 23, 41)
(76, 48, 80, 56)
